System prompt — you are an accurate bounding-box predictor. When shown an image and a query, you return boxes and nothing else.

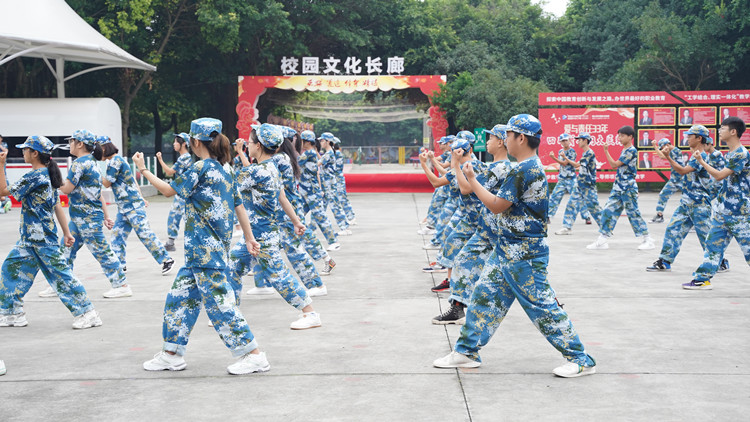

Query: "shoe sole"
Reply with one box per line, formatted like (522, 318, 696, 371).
(682, 285, 713, 290)
(38, 294, 59, 298)
(228, 364, 270, 375)
(431, 317, 466, 325)
(143, 363, 187, 371)
(0, 322, 28, 327)
(553, 367, 596, 378)
(430, 288, 449, 292)
(433, 360, 481, 369)
(103, 294, 133, 299)
(646, 268, 670, 272)
(422, 269, 447, 273)
(73, 320, 103, 330)
(290, 324, 322, 330)
(554, 232, 573, 235)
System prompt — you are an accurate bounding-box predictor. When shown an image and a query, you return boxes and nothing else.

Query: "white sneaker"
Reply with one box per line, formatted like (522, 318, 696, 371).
(327, 242, 341, 251)
(0, 312, 28, 327)
(227, 351, 270, 375)
(290, 312, 322, 330)
(103, 285, 133, 298)
(307, 285, 328, 297)
(638, 236, 656, 250)
(0, 359, 6, 376)
(433, 351, 481, 368)
(72, 310, 102, 329)
(417, 227, 436, 235)
(38, 286, 58, 298)
(555, 227, 573, 235)
(552, 362, 596, 378)
(422, 242, 440, 250)
(337, 229, 352, 236)
(348, 218, 357, 225)
(143, 351, 187, 371)
(586, 235, 609, 250)
(245, 286, 275, 295)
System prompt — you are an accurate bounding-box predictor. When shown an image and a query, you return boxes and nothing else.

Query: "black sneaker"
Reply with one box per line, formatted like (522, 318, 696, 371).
(718, 258, 730, 273)
(650, 213, 664, 223)
(122, 266, 127, 273)
(431, 303, 465, 325)
(431, 279, 450, 292)
(646, 258, 671, 272)
(585, 218, 592, 225)
(165, 239, 176, 252)
(162, 259, 175, 276)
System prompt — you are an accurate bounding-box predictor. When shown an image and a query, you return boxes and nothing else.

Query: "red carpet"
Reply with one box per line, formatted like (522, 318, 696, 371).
(345, 173, 434, 193)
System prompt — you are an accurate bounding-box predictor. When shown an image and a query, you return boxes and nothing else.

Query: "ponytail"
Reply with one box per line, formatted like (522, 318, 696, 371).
(39, 153, 63, 189)
(278, 138, 301, 180)
(92, 142, 118, 161)
(205, 132, 231, 165)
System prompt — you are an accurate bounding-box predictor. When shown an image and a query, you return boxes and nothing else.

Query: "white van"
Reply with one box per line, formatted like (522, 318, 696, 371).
(0, 98, 122, 185)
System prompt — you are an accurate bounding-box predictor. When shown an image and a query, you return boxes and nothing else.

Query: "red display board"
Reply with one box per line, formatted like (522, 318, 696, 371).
(678, 106, 716, 126)
(538, 108, 634, 171)
(637, 151, 670, 170)
(540, 90, 750, 106)
(638, 107, 675, 126)
(719, 106, 750, 145)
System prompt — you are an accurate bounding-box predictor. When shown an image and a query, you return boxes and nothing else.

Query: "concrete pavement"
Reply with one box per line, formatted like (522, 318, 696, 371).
(0, 192, 748, 421)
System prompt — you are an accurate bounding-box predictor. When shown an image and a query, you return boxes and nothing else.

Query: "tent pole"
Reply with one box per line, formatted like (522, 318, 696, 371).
(56, 58, 65, 98)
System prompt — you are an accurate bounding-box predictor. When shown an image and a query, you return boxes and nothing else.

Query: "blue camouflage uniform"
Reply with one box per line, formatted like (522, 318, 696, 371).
(320, 149, 349, 230)
(229, 158, 311, 310)
(425, 150, 452, 228)
(1, 163, 94, 318)
(598, 146, 650, 237)
(65, 154, 126, 288)
(658, 151, 713, 264)
(107, 155, 172, 267)
(655, 148, 685, 214)
(692, 146, 750, 282)
(454, 155, 595, 367)
(548, 147, 589, 220)
(166, 153, 192, 239)
(562, 148, 602, 229)
(334, 149, 355, 221)
(298, 149, 338, 246)
(251, 153, 324, 290)
(162, 157, 258, 357)
(448, 160, 513, 306)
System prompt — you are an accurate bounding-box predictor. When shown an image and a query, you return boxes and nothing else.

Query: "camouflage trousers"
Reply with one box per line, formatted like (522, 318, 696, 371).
(658, 203, 711, 264)
(454, 251, 595, 366)
(693, 213, 750, 282)
(430, 197, 459, 246)
(549, 177, 590, 219)
(562, 185, 602, 229)
(66, 217, 126, 288)
(254, 217, 323, 290)
(336, 179, 356, 221)
(161, 266, 258, 357)
(436, 215, 476, 269)
(656, 178, 682, 213)
(111, 207, 171, 267)
(426, 185, 449, 228)
(599, 189, 649, 237)
(1, 244, 94, 317)
(166, 195, 185, 239)
(302, 191, 338, 245)
(229, 232, 311, 310)
(448, 230, 494, 306)
(322, 178, 349, 231)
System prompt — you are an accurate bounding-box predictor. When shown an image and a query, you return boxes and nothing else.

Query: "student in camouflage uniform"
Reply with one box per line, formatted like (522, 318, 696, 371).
(433, 114, 596, 378)
(421, 136, 453, 234)
(555, 133, 602, 235)
(136, 117, 269, 375)
(298, 130, 340, 251)
(684, 117, 750, 290)
(547, 133, 591, 223)
(650, 139, 685, 224)
(156, 133, 192, 251)
(319, 132, 350, 235)
(0, 136, 101, 329)
(96, 136, 175, 275)
(587, 126, 655, 250)
(646, 130, 713, 272)
(332, 136, 356, 224)
(52, 130, 128, 299)
(432, 124, 513, 325)
(704, 138, 730, 272)
(229, 124, 322, 329)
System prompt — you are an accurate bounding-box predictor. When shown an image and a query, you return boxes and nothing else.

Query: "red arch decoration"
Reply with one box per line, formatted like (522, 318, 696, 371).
(236, 75, 448, 142)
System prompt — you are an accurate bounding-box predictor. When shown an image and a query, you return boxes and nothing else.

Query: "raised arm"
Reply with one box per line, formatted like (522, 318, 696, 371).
(463, 163, 512, 214)
(156, 152, 177, 177)
(132, 152, 177, 197)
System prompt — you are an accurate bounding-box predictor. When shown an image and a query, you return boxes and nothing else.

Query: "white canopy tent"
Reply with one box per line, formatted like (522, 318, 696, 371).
(0, 0, 156, 97)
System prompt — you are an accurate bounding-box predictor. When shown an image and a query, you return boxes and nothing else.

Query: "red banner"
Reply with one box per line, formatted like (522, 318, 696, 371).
(539, 108, 634, 171)
(545, 171, 670, 183)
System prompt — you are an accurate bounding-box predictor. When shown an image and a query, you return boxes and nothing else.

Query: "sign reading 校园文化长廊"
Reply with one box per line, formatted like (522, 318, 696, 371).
(280, 56, 405, 76)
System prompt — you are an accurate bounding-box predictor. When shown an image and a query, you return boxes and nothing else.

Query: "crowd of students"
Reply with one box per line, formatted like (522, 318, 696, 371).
(0, 119, 356, 375)
(418, 114, 749, 378)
